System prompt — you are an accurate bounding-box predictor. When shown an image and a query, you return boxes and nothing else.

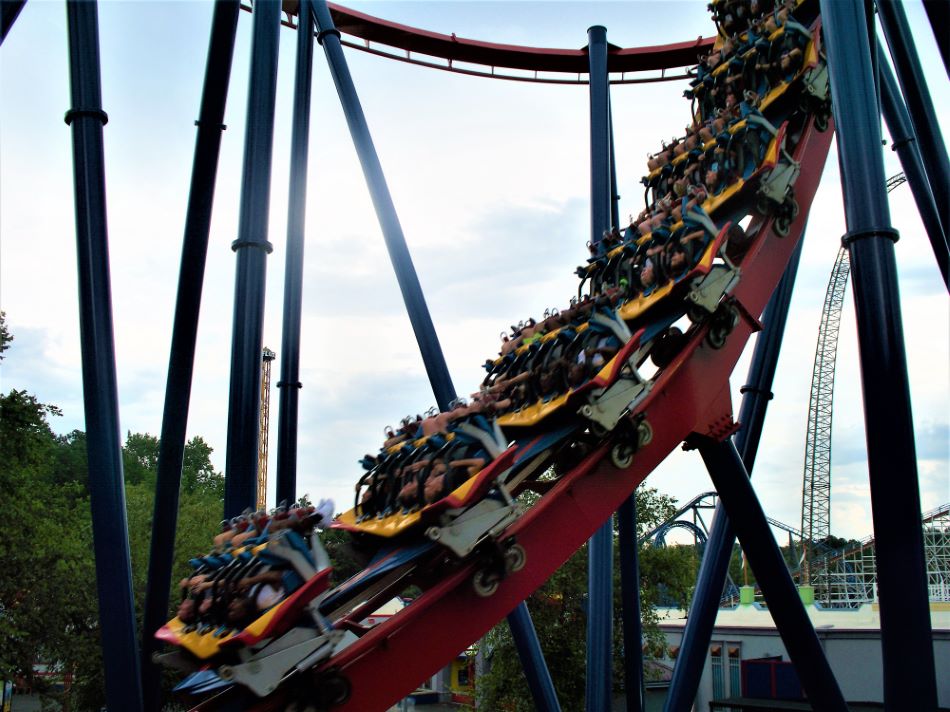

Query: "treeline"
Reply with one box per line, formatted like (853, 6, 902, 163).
(0, 314, 224, 709)
(1, 313, 704, 711)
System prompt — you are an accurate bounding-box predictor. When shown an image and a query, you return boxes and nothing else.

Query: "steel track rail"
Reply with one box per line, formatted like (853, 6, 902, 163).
(274, 119, 836, 712)
(243, 2, 715, 84)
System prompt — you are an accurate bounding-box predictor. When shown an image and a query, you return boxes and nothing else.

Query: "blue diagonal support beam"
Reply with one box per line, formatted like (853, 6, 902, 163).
(308, 4, 559, 707)
(877, 0, 950, 240)
(142, 2, 241, 706)
(664, 237, 803, 712)
(309, 0, 456, 412)
(0, 0, 25, 44)
(877, 46, 949, 288)
(697, 437, 848, 712)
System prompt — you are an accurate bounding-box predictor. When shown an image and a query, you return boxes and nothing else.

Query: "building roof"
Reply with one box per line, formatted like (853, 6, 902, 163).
(657, 602, 950, 635)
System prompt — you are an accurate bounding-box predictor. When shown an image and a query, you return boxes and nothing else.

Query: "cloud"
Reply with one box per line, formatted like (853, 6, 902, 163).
(2, 0, 947, 548)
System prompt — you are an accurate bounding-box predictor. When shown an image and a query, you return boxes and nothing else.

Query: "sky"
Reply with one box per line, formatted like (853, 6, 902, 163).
(1, 0, 947, 545)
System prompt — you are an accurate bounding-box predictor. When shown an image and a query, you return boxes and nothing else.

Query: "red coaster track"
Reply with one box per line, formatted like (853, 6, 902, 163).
(268, 2, 717, 83)
(314, 119, 833, 712)
(179, 7, 835, 709)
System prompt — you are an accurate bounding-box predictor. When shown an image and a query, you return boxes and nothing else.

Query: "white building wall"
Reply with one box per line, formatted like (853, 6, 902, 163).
(657, 604, 950, 711)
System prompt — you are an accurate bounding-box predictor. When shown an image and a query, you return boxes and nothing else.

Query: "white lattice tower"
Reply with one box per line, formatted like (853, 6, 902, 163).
(800, 173, 906, 595)
(800, 246, 850, 589)
(923, 504, 950, 603)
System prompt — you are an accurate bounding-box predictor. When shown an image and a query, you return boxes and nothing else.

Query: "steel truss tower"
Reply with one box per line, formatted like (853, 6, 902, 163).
(800, 246, 850, 587)
(800, 174, 906, 594)
(257, 347, 276, 511)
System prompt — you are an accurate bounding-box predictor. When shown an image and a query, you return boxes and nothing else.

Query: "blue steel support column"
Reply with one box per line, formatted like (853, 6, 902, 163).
(878, 46, 949, 287)
(697, 439, 848, 711)
(821, 1, 938, 708)
(223, 0, 281, 518)
(586, 23, 614, 712)
(309, 0, 455, 411)
(0, 0, 25, 44)
(275, 0, 314, 506)
(142, 1, 240, 704)
(618, 494, 644, 712)
(877, 0, 950, 233)
(664, 238, 803, 712)
(508, 602, 562, 712)
(64, 1, 143, 709)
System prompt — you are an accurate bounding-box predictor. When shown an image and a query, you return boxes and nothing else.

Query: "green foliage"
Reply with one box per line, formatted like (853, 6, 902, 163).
(0, 317, 225, 709)
(639, 545, 700, 611)
(478, 545, 590, 712)
(123, 432, 160, 487)
(182, 436, 223, 498)
(51, 430, 89, 489)
(476, 486, 695, 709)
(322, 526, 368, 585)
(0, 310, 11, 359)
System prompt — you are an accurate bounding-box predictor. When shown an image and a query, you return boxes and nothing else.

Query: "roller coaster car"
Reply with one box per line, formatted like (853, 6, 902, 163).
(334, 417, 519, 541)
(613, 219, 736, 324)
(681, 20, 824, 147)
(156, 530, 345, 699)
(498, 310, 644, 428)
(704, 118, 802, 236)
(631, 117, 797, 275)
(755, 20, 828, 125)
(708, 0, 816, 36)
(496, 214, 746, 436)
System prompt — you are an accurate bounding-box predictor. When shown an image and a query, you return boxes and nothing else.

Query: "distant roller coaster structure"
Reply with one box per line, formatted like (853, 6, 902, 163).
(799, 172, 906, 594)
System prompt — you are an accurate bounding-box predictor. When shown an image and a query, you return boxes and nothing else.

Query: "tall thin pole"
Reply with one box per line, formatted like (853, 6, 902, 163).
(275, 0, 315, 506)
(588, 25, 611, 256)
(309, 0, 455, 411)
(820, 0, 937, 708)
(64, 1, 143, 708)
(141, 2, 240, 705)
(608, 96, 620, 232)
(223, 0, 282, 518)
(586, 24, 613, 712)
(665, 239, 803, 712)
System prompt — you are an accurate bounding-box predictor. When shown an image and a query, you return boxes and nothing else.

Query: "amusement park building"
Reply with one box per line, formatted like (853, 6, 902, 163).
(656, 603, 950, 711)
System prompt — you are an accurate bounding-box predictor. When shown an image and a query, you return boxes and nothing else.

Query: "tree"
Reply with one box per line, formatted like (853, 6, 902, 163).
(0, 310, 11, 358)
(123, 431, 160, 487)
(0, 384, 94, 699)
(51, 429, 89, 490)
(476, 485, 693, 711)
(639, 544, 701, 611)
(0, 314, 226, 709)
(181, 435, 223, 498)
